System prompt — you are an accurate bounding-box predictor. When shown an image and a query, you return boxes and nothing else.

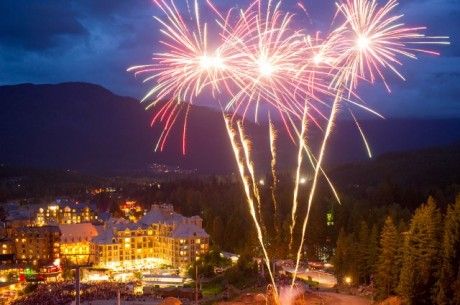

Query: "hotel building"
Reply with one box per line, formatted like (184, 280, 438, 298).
(92, 204, 209, 270)
(12, 226, 61, 266)
(36, 202, 97, 226)
(59, 223, 99, 265)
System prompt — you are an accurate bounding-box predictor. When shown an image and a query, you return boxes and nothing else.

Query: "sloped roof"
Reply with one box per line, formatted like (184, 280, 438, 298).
(106, 217, 147, 231)
(92, 227, 116, 245)
(171, 223, 208, 238)
(15, 225, 60, 234)
(139, 208, 185, 226)
(59, 223, 98, 241)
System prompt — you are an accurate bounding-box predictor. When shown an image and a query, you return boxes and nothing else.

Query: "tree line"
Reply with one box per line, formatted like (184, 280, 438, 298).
(333, 196, 460, 304)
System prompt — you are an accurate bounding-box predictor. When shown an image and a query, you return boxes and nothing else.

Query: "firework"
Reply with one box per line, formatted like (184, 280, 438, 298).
(218, 0, 324, 125)
(127, 0, 228, 154)
(237, 121, 264, 227)
(289, 106, 308, 252)
(290, 0, 449, 287)
(224, 116, 278, 296)
(269, 117, 280, 233)
(332, 0, 450, 91)
(128, 0, 448, 302)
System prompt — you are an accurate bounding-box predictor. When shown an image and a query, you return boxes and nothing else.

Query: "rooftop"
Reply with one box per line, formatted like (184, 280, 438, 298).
(171, 223, 208, 238)
(59, 223, 98, 241)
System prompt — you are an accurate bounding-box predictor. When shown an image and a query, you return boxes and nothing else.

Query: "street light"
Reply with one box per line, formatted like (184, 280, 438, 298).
(344, 276, 352, 285)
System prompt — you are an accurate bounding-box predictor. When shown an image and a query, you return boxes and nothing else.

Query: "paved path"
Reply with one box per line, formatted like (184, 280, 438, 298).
(316, 292, 371, 305)
(75, 300, 162, 305)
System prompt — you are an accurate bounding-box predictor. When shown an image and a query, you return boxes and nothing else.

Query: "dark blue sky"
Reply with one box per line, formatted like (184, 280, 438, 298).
(0, 0, 458, 118)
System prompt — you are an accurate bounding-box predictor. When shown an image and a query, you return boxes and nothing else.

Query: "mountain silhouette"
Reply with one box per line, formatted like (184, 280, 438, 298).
(1, 82, 460, 174)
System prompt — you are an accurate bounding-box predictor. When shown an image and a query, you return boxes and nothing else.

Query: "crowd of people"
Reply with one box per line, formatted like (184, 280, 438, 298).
(11, 282, 74, 305)
(10, 281, 156, 305)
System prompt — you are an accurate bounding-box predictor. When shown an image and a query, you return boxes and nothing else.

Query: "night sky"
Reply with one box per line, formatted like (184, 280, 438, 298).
(0, 0, 458, 118)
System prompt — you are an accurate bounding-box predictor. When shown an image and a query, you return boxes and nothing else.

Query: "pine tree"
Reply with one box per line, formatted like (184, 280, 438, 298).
(356, 221, 370, 284)
(435, 195, 460, 305)
(376, 217, 401, 299)
(212, 216, 224, 246)
(367, 224, 379, 283)
(398, 196, 442, 305)
(333, 228, 355, 284)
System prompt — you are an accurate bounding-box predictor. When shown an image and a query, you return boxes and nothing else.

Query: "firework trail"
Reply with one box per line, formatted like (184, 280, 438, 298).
(290, 0, 449, 287)
(128, 0, 449, 301)
(288, 106, 308, 252)
(224, 116, 278, 296)
(237, 121, 264, 228)
(291, 90, 342, 287)
(269, 117, 280, 234)
(349, 109, 372, 158)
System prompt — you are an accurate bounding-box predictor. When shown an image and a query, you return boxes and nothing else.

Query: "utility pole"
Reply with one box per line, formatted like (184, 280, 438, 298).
(195, 264, 199, 305)
(75, 266, 80, 305)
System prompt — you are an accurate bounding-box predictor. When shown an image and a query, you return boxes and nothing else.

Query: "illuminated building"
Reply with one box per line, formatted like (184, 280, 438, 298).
(0, 238, 14, 257)
(59, 223, 99, 265)
(120, 200, 145, 222)
(36, 203, 97, 226)
(0, 265, 19, 283)
(0, 238, 16, 265)
(92, 204, 209, 270)
(326, 209, 335, 227)
(89, 187, 116, 195)
(12, 226, 61, 266)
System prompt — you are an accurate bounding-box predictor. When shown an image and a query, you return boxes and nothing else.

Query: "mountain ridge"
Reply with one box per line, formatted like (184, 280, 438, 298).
(1, 82, 460, 174)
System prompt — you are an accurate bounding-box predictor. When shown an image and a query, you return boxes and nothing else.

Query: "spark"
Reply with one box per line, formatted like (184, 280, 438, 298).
(291, 0, 448, 287)
(356, 35, 371, 51)
(127, 0, 228, 151)
(224, 116, 277, 296)
(269, 117, 280, 234)
(128, 0, 449, 301)
(333, 0, 450, 91)
(237, 121, 264, 227)
(291, 89, 342, 288)
(350, 109, 373, 158)
(289, 106, 308, 252)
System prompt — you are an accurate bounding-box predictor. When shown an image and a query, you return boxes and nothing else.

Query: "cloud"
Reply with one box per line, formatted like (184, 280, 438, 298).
(0, 0, 458, 118)
(0, 1, 87, 51)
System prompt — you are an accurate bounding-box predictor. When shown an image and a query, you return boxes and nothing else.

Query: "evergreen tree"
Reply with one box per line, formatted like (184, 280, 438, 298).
(356, 221, 370, 284)
(376, 217, 401, 299)
(333, 228, 352, 284)
(212, 216, 224, 246)
(435, 196, 460, 305)
(398, 197, 442, 305)
(367, 224, 379, 283)
(333, 228, 359, 285)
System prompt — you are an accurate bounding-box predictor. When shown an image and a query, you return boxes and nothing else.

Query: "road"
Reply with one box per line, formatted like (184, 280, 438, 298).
(315, 292, 371, 305)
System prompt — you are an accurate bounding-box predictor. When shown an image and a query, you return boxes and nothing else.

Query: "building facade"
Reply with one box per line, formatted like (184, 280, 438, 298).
(0, 238, 15, 266)
(36, 203, 96, 226)
(92, 204, 209, 270)
(12, 226, 61, 266)
(59, 223, 99, 265)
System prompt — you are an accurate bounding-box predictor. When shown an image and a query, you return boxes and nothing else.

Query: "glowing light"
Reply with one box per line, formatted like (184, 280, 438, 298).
(313, 53, 323, 65)
(345, 276, 352, 285)
(258, 57, 275, 77)
(199, 54, 224, 70)
(356, 35, 370, 51)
